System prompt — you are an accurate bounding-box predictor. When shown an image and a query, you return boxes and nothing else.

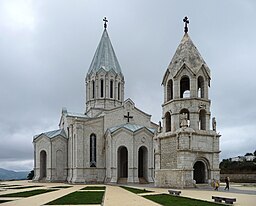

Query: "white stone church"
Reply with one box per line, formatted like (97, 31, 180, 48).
(33, 18, 220, 188)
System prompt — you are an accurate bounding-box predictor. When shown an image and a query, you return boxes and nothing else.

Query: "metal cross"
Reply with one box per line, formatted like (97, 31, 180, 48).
(103, 17, 108, 29)
(183, 16, 189, 33)
(124, 112, 133, 123)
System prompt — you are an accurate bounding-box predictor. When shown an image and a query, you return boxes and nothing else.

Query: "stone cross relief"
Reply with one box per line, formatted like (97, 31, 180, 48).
(124, 112, 133, 123)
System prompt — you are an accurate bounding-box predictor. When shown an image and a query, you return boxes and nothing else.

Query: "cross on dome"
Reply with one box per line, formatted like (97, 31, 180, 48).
(103, 17, 108, 29)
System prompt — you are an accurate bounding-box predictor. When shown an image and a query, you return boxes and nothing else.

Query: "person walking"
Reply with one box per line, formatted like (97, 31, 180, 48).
(214, 180, 220, 191)
(224, 176, 230, 190)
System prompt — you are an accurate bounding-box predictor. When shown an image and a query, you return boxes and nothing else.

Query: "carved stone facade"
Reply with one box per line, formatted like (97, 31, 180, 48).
(33, 28, 157, 184)
(154, 33, 220, 188)
(33, 24, 220, 187)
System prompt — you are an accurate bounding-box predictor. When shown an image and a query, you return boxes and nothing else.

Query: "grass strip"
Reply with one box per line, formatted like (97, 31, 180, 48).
(120, 186, 152, 194)
(46, 191, 104, 205)
(0, 200, 12, 203)
(0, 189, 57, 197)
(144, 194, 221, 206)
(81, 186, 106, 190)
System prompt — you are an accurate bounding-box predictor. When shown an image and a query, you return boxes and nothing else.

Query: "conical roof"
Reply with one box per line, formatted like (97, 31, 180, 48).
(87, 29, 122, 76)
(167, 33, 210, 77)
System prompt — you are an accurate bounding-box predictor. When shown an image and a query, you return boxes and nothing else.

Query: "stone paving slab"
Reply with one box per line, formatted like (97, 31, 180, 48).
(0, 185, 84, 206)
(104, 185, 161, 206)
(0, 181, 255, 206)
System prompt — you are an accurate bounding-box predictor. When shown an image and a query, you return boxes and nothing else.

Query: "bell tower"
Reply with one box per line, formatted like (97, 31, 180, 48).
(85, 18, 124, 117)
(155, 17, 220, 188)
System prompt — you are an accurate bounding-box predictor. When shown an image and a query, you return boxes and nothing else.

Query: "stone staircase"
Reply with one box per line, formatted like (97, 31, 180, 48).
(118, 178, 127, 184)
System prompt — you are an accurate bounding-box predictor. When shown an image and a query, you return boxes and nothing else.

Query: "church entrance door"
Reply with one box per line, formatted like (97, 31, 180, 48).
(138, 146, 148, 182)
(118, 146, 128, 178)
(40, 150, 47, 180)
(193, 161, 206, 184)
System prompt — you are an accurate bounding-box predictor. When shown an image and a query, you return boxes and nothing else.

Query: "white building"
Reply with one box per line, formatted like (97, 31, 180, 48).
(33, 19, 220, 187)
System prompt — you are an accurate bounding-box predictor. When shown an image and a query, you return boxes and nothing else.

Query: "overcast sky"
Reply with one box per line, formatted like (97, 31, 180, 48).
(0, 0, 255, 171)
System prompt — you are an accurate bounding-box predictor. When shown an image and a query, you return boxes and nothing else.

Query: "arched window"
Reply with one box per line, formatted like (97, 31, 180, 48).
(198, 76, 204, 98)
(110, 80, 114, 98)
(92, 80, 95, 99)
(165, 112, 171, 132)
(180, 108, 190, 127)
(100, 79, 104, 98)
(199, 110, 206, 130)
(118, 83, 121, 100)
(90, 134, 96, 167)
(180, 76, 190, 98)
(167, 79, 173, 101)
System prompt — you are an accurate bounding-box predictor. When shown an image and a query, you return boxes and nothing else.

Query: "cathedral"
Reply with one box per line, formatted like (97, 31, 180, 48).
(33, 17, 220, 188)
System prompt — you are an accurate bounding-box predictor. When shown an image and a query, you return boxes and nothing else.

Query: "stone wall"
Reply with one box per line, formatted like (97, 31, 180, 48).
(220, 173, 256, 183)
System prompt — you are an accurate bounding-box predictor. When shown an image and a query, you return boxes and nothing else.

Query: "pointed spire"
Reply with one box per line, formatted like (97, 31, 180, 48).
(167, 33, 210, 77)
(87, 26, 123, 76)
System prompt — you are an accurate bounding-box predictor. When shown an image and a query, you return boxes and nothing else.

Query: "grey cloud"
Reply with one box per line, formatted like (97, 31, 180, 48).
(0, 0, 255, 170)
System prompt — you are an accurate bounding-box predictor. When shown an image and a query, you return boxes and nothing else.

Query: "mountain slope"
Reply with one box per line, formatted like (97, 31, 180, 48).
(0, 168, 29, 180)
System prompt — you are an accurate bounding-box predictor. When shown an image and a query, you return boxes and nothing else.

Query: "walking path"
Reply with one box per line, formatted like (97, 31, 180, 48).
(0, 181, 255, 206)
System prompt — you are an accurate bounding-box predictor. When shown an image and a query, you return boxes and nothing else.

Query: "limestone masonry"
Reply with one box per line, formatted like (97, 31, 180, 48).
(33, 21, 220, 188)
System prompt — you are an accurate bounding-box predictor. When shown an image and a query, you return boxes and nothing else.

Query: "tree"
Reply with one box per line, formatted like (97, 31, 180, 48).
(245, 153, 253, 156)
(27, 170, 34, 180)
(254, 150, 256, 156)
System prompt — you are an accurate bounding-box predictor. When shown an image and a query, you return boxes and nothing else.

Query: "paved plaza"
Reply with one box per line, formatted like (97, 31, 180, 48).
(0, 181, 255, 206)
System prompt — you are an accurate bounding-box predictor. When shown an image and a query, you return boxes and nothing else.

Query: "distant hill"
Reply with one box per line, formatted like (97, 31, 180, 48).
(0, 168, 29, 180)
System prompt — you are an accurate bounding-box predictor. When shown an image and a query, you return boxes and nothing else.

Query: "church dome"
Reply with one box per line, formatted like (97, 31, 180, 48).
(87, 29, 123, 76)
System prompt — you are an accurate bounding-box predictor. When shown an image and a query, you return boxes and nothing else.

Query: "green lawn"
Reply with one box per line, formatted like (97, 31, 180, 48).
(0, 189, 57, 197)
(144, 194, 221, 206)
(120, 186, 152, 194)
(46, 191, 104, 205)
(81, 186, 106, 190)
(0, 200, 11, 203)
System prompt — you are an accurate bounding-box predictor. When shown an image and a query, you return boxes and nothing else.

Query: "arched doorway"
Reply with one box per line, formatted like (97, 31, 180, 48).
(118, 146, 128, 179)
(40, 150, 47, 180)
(193, 161, 207, 184)
(138, 146, 148, 182)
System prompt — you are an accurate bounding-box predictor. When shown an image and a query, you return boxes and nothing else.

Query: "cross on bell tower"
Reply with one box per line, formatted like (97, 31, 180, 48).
(183, 16, 189, 33)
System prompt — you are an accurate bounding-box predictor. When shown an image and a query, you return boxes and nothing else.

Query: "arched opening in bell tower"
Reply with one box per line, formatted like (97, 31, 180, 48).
(180, 108, 190, 127)
(167, 79, 173, 101)
(199, 109, 206, 130)
(165, 112, 171, 132)
(193, 159, 209, 184)
(198, 76, 205, 98)
(180, 76, 190, 98)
